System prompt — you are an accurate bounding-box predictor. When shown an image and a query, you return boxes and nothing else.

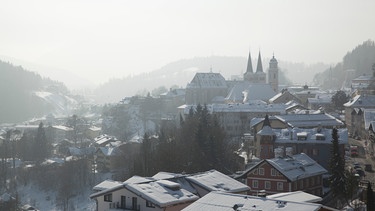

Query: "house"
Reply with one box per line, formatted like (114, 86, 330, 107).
(237, 152, 327, 197)
(95, 146, 124, 172)
(90, 169, 250, 211)
(269, 89, 302, 104)
(251, 114, 347, 169)
(344, 94, 375, 138)
(178, 103, 287, 138)
(50, 125, 74, 143)
(94, 134, 117, 147)
(267, 190, 322, 203)
(86, 126, 102, 140)
(307, 93, 333, 110)
(182, 191, 337, 211)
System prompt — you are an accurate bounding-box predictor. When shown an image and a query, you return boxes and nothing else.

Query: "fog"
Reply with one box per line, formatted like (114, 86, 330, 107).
(1, 0, 375, 87)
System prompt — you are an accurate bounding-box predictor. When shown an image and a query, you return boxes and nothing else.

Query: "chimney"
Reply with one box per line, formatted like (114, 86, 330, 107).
(286, 147, 294, 157)
(274, 147, 284, 158)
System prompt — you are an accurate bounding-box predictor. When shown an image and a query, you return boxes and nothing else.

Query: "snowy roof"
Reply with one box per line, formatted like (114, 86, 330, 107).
(124, 175, 155, 184)
(186, 169, 250, 193)
(307, 94, 332, 104)
(97, 146, 123, 156)
(266, 153, 328, 181)
(93, 179, 123, 192)
(257, 125, 275, 136)
(95, 134, 116, 145)
(275, 127, 348, 144)
(225, 82, 276, 102)
(125, 180, 199, 207)
(187, 72, 227, 89)
(344, 95, 375, 108)
(88, 126, 101, 132)
(182, 191, 333, 211)
(364, 109, 375, 129)
(275, 113, 344, 128)
(52, 125, 73, 131)
(267, 191, 322, 203)
(179, 103, 286, 115)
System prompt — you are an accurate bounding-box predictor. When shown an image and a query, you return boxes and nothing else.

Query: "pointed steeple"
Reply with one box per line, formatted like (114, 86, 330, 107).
(262, 114, 271, 128)
(256, 51, 263, 73)
(246, 51, 253, 73)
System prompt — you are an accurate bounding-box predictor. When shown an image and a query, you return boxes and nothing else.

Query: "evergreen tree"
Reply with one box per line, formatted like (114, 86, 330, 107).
(329, 128, 346, 205)
(368, 182, 375, 211)
(34, 122, 49, 164)
(331, 90, 349, 111)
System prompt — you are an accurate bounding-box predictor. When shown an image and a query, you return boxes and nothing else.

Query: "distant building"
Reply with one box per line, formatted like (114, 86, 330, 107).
(185, 72, 228, 105)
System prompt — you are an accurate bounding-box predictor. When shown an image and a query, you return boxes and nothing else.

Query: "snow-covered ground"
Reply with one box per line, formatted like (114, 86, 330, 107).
(17, 172, 114, 210)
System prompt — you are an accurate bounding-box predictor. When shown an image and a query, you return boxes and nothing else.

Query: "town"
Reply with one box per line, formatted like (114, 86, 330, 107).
(1, 40, 375, 211)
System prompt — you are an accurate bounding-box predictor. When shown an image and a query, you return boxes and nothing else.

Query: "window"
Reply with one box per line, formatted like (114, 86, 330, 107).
(146, 200, 155, 208)
(313, 149, 319, 156)
(271, 168, 277, 176)
(265, 181, 271, 189)
(253, 169, 258, 175)
(277, 182, 283, 191)
(104, 194, 112, 202)
(317, 176, 321, 185)
(300, 179, 304, 189)
(252, 180, 259, 188)
(259, 168, 264, 175)
(294, 181, 298, 190)
(311, 177, 315, 186)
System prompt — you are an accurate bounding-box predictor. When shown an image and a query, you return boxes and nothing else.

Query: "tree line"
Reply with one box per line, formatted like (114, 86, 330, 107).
(132, 104, 243, 177)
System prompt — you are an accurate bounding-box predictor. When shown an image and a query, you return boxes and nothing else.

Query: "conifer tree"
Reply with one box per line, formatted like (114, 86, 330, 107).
(329, 128, 346, 204)
(367, 182, 374, 211)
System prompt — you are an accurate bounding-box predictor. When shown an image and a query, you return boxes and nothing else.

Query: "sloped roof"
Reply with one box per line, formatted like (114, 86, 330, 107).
(364, 109, 375, 129)
(186, 169, 250, 193)
(344, 95, 375, 108)
(267, 153, 328, 181)
(125, 180, 199, 207)
(97, 146, 123, 156)
(267, 191, 322, 203)
(225, 82, 276, 103)
(182, 191, 334, 211)
(93, 179, 123, 192)
(275, 113, 344, 128)
(187, 72, 227, 89)
(275, 127, 348, 144)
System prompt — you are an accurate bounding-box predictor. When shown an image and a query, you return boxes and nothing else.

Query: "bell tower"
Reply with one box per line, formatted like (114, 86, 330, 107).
(268, 54, 279, 92)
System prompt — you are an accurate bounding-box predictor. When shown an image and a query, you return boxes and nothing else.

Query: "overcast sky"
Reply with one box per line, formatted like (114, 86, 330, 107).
(1, 0, 374, 85)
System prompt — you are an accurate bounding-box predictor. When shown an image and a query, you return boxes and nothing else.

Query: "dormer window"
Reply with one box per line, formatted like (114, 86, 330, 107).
(316, 133, 325, 140)
(297, 132, 307, 141)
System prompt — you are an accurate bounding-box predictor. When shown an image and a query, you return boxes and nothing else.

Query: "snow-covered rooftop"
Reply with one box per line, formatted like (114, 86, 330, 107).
(267, 153, 328, 181)
(267, 191, 322, 203)
(93, 179, 123, 192)
(275, 127, 348, 144)
(182, 191, 330, 211)
(186, 169, 250, 193)
(187, 72, 227, 88)
(344, 94, 375, 108)
(125, 180, 199, 207)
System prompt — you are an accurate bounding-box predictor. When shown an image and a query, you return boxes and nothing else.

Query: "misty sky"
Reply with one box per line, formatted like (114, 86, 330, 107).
(1, 0, 375, 85)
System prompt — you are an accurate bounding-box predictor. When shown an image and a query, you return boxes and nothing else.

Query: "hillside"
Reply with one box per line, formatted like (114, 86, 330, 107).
(0, 60, 77, 123)
(313, 40, 375, 90)
(94, 56, 329, 103)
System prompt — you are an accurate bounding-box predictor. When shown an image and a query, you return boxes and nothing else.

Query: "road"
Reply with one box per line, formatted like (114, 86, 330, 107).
(348, 137, 375, 186)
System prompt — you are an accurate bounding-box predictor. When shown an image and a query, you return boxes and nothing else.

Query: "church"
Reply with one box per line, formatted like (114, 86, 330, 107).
(185, 51, 280, 105)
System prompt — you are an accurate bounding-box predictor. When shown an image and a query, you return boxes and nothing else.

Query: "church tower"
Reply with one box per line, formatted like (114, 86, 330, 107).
(243, 51, 254, 82)
(254, 51, 266, 83)
(268, 54, 279, 92)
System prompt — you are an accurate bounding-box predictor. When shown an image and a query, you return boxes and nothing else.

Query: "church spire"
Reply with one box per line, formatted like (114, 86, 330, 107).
(256, 51, 263, 73)
(246, 51, 253, 73)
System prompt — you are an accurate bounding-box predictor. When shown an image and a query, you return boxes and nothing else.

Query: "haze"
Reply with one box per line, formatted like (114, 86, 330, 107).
(1, 0, 374, 86)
